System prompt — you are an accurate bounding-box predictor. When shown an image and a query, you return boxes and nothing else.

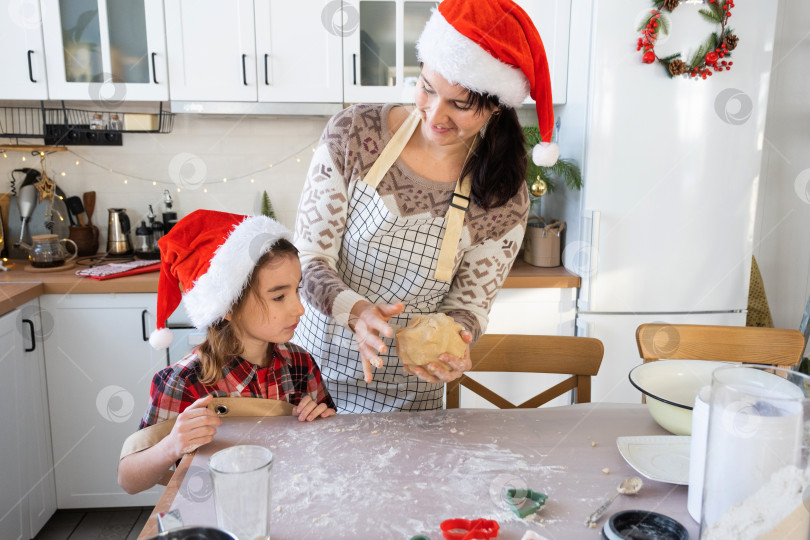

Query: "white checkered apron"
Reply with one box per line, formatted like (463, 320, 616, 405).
(295, 178, 454, 413)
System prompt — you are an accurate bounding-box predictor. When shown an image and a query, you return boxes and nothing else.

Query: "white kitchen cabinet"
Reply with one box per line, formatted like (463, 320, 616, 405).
(40, 0, 169, 101)
(0, 300, 56, 539)
(0, 2, 49, 99)
(18, 301, 57, 536)
(40, 293, 164, 508)
(458, 287, 577, 409)
(342, 0, 434, 104)
(0, 309, 28, 540)
(255, 0, 343, 102)
(165, 0, 342, 103)
(342, 0, 571, 105)
(164, 0, 256, 102)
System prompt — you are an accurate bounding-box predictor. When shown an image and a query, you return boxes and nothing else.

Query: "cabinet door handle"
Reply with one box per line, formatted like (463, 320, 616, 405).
(352, 53, 357, 85)
(151, 52, 158, 84)
(242, 54, 248, 86)
(22, 319, 35, 352)
(141, 309, 150, 342)
(27, 50, 36, 83)
(264, 54, 270, 85)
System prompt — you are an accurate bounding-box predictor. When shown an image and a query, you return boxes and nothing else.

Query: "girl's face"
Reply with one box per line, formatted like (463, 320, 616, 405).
(414, 65, 497, 148)
(233, 254, 305, 346)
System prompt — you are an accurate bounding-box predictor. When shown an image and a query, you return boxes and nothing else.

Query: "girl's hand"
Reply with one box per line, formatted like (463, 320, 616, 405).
(402, 328, 473, 383)
(350, 301, 405, 383)
(294, 395, 336, 422)
(165, 394, 222, 459)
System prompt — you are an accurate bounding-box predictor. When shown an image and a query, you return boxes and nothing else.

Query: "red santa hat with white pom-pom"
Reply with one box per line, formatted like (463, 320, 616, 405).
(148, 209, 292, 350)
(416, 0, 558, 166)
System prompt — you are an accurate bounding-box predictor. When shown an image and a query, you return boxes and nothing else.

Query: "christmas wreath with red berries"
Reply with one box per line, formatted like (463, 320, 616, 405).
(637, 0, 738, 80)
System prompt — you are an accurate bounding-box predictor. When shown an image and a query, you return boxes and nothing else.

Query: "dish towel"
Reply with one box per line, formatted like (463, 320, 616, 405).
(76, 260, 161, 281)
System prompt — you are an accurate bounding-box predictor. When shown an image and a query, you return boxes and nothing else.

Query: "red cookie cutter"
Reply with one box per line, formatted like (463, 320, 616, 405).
(440, 518, 500, 540)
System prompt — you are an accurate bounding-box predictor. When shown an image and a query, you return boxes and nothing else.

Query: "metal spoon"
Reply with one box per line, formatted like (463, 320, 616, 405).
(584, 476, 643, 526)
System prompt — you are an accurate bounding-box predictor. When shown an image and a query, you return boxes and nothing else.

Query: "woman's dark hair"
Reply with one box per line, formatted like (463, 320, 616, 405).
(461, 92, 527, 210)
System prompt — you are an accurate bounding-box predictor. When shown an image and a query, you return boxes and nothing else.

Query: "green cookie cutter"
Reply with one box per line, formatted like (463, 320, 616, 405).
(505, 488, 548, 518)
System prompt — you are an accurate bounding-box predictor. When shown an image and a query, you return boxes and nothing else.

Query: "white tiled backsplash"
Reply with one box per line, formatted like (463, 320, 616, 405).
(2, 113, 330, 250)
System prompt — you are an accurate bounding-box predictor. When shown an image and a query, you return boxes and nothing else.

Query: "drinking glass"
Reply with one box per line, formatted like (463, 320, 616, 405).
(209, 445, 273, 540)
(699, 365, 810, 539)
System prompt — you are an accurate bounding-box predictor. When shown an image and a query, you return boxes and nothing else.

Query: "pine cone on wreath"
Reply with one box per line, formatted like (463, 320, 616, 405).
(662, 0, 679, 11)
(723, 34, 739, 51)
(668, 59, 687, 76)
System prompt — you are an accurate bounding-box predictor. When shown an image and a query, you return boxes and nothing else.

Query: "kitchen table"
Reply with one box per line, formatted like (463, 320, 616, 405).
(137, 404, 697, 539)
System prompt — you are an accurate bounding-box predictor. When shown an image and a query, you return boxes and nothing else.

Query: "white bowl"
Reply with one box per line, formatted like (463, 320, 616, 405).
(629, 360, 730, 435)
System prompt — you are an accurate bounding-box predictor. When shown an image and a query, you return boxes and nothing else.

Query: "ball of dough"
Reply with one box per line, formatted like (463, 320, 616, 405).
(395, 313, 466, 366)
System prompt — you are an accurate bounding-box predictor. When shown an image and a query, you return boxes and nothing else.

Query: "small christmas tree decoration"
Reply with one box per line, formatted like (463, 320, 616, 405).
(260, 190, 276, 219)
(523, 126, 582, 202)
(636, 0, 739, 80)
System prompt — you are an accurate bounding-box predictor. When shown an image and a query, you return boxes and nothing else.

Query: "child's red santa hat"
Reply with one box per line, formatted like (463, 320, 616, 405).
(148, 209, 293, 350)
(416, 0, 558, 166)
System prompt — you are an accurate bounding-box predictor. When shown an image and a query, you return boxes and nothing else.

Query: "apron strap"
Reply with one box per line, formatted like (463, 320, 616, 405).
(362, 107, 476, 283)
(119, 397, 294, 463)
(362, 108, 422, 189)
(435, 175, 472, 282)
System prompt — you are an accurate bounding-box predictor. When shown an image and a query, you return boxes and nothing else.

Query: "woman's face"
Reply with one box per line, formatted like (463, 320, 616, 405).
(414, 65, 497, 148)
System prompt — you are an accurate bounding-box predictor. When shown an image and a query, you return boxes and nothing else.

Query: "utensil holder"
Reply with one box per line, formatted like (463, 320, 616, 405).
(69, 225, 99, 256)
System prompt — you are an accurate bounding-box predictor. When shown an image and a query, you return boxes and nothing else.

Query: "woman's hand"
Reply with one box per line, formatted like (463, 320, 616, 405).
(402, 329, 473, 383)
(164, 394, 222, 460)
(294, 395, 336, 422)
(350, 301, 405, 383)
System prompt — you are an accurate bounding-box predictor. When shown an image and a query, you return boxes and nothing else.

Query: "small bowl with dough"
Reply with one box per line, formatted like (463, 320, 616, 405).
(395, 313, 466, 366)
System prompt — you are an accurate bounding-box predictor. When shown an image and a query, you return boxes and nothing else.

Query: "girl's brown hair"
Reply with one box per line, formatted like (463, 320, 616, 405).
(196, 238, 299, 384)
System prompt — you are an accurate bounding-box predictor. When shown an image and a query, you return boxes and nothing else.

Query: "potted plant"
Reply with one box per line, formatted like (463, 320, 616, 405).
(522, 126, 583, 267)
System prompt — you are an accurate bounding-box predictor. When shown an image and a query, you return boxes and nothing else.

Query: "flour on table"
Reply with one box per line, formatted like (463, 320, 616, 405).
(253, 409, 561, 537)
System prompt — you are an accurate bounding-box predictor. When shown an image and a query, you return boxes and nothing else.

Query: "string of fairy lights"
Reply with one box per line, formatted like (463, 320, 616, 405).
(1, 138, 320, 193)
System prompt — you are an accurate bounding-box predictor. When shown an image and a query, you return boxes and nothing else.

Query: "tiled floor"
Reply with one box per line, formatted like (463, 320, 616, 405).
(34, 507, 152, 540)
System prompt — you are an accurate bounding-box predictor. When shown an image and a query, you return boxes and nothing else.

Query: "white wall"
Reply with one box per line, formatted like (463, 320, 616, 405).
(754, 0, 810, 346)
(2, 109, 329, 249)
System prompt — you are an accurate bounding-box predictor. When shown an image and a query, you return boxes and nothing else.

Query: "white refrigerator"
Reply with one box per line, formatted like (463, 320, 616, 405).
(569, 0, 780, 403)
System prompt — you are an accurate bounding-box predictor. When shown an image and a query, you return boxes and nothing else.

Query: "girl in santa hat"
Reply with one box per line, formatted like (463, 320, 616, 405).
(118, 210, 335, 494)
(293, 0, 557, 413)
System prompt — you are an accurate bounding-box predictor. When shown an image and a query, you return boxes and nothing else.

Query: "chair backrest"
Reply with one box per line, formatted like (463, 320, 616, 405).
(446, 334, 604, 409)
(635, 324, 805, 367)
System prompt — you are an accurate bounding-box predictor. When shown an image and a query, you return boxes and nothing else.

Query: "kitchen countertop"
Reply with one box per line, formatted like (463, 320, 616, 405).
(0, 258, 160, 316)
(0, 257, 580, 317)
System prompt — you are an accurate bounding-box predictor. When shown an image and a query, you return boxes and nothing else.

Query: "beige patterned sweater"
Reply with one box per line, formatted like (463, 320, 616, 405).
(293, 103, 528, 412)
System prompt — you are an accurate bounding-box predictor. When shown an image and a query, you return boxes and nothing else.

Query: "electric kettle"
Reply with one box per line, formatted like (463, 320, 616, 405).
(107, 208, 133, 255)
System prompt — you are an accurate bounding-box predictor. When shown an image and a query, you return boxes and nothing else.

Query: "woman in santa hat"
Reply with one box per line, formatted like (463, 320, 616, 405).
(293, 0, 557, 413)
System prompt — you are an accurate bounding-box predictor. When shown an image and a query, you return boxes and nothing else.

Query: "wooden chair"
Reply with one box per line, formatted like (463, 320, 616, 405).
(635, 323, 805, 367)
(445, 334, 604, 409)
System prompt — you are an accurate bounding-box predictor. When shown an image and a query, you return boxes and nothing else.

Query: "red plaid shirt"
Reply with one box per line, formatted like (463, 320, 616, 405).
(139, 342, 335, 429)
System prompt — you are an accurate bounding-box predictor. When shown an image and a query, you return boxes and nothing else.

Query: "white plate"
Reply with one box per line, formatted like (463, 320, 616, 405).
(616, 435, 691, 485)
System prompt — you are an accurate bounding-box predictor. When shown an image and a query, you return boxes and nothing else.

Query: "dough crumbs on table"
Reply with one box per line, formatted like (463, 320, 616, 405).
(602, 468, 610, 474)
(588, 522, 597, 529)
(450, 428, 458, 433)
(591, 441, 597, 447)
(372, 430, 379, 435)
